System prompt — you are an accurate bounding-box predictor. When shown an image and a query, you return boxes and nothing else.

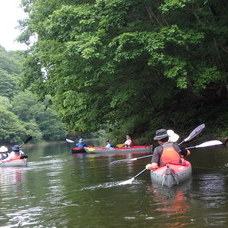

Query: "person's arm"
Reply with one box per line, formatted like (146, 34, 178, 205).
(145, 146, 161, 170)
(2, 152, 13, 161)
(177, 145, 190, 157)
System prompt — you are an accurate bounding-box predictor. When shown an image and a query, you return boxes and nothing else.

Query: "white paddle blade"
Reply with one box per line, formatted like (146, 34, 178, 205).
(195, 140, 223, 148)
(119, 178, 135, 185)
(66, 138, 75, 143)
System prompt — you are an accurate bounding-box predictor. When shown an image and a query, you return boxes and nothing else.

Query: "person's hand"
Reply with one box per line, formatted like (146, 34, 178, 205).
(146, 164, 153, 170)
(146, 163, 158, 170)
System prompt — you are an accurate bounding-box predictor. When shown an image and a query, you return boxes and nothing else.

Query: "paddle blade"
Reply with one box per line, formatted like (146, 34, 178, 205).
(110, 158, 137, 165)
(116, 144, 124, 148)
(119, 178, 135, 185)
(66, 138, 75, 143)
(195, 140, 223, 148)
(180, 123, 205, 144)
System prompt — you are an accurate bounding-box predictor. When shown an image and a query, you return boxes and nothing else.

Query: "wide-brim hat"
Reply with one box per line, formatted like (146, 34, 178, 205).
(11, 145, 20, 151)
(167, 129, 180, 143)
(153, 129, 168, 140)
(0, 146, 8, 152)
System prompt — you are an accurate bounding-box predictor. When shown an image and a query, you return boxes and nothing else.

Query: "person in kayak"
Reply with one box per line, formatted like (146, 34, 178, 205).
(2, 145, 24, 161)
(105, 140, 114, 148)
(123, 134, 135, 147)
(145, 129, 190, 170)
(75, 138, 88, 148)
(0, 146, 9, 160)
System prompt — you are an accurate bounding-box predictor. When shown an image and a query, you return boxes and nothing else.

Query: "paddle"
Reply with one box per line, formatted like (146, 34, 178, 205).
(66, 138, 75, 143)
(116, 144, 124, 148)
(186, 140, 223, 149)
(119, 168, 147, 185)
(19, 136, 32, 159)
(111, 154, 153, 165)
(20, 136, 33, 147)
(110, 123, 205, 165)
(178, 123, 205, 145)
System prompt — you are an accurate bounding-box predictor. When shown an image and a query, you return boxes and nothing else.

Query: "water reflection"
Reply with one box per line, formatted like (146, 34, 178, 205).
(146, 180, 192, 227)
(0, 167, 26, 192)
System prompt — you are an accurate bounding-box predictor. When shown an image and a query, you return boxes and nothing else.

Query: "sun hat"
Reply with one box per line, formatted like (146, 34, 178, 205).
(11, 145, 20, 151)
(0, 146, 8, 152)
(153, 129, 168, 140)
(167, 129, 180, 143)
(79, 138, 83, 142)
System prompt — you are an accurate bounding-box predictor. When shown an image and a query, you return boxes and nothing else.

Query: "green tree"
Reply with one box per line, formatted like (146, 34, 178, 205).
(0, 106, 27, 144)
(19, 0, 228, 141)
(11, 91, 66, 141)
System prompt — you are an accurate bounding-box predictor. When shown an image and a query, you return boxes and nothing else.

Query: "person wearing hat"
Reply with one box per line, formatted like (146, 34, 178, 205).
(2, 145, 24, 161)
(0, 146, 9, 160)
(75, 138, 88, 148)
(145, 129, 190, 170)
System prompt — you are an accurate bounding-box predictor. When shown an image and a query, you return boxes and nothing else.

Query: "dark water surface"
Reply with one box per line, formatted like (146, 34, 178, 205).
(0, 141, 228, 227)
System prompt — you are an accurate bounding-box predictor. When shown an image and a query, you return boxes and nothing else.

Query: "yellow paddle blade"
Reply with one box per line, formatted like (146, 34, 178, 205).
(116, 144, 124, 148)
(88, 148, 95, 151)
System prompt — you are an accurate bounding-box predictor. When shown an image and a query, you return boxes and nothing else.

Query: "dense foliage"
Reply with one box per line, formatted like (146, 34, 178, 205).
(0, 46, 66, 144)
(19, 0, 228, 143)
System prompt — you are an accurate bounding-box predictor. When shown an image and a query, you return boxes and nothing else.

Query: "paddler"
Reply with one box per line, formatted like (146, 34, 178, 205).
(2, 145, 24, 161)
(145, 129, 190, 170)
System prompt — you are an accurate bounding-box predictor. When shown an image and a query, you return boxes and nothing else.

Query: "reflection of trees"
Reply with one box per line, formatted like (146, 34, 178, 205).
(196, 172, 226, 209)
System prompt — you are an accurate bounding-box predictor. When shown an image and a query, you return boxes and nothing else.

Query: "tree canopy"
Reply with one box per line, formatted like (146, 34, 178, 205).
(19, 0, 228, 142)
(0, 46, 66, 144)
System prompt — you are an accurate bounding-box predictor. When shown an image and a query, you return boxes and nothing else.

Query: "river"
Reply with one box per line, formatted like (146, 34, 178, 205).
(0, 140, 228, 227)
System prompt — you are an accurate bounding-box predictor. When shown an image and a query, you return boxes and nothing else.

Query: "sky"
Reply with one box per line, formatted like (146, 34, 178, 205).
(0, 0, 28, 51)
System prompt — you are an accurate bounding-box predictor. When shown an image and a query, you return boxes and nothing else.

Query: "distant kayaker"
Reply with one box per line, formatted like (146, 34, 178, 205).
(123, 134, 135, 147)
(2, 145, 24, 161)
(145, 129, 190, 170)
(75, 138, 88, 148)
(105, 140, 114, 149)
(0, 146, 9, 160)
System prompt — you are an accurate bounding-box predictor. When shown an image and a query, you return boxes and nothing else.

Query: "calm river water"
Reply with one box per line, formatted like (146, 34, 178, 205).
(0, 140, 228, 227)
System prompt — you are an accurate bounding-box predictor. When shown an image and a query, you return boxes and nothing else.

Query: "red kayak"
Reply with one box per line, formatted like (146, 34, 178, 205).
(71, 147, 86, 153)
(150, 159, 192, 187)
(84, 145, 153, 154)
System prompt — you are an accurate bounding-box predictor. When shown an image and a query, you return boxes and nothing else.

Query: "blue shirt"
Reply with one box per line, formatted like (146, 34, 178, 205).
(75, 142, 87, 148)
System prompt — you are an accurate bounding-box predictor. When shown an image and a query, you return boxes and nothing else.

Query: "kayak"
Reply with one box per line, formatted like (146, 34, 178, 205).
(71, 147, 86, 153)
(84, 145, 153, 154)
(150, 159, 192, 187)
(0, 159, 27, 167)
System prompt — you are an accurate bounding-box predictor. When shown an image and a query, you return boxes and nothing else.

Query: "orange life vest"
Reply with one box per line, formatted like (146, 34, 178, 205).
(160, 143, 181, 166)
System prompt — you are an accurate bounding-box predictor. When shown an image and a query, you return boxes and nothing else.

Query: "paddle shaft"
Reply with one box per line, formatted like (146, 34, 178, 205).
(133, 168, 147, 180)
(20, 136, 32, 147)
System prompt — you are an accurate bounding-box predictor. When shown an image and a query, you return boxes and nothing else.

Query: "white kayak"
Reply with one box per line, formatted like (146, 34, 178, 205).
(0, 159, 27, 167)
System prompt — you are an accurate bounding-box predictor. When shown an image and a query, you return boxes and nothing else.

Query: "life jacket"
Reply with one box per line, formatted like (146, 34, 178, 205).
(130, 140, 135, 147)
(160, 143, 181, 166)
